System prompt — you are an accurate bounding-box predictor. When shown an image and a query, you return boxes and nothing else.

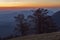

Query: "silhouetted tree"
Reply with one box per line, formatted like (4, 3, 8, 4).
(28, 8, 58, 34)
(14, 14, 29, 36)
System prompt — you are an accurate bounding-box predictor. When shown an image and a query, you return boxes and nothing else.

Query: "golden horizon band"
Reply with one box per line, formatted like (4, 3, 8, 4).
(0, 2, 60, 7)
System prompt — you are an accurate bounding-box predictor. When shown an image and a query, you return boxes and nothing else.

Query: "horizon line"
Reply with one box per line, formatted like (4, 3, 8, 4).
(0, 6, 60, 10)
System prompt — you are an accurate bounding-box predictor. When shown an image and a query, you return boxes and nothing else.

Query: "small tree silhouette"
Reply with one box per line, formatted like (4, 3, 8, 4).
(14, 14, 29, 36)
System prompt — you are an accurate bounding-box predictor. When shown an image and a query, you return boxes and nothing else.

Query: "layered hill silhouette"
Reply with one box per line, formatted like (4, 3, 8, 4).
(52, 11, 60, 30)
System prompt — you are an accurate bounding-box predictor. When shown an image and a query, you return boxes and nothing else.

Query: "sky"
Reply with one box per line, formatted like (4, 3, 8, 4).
(0, 0, 60, 8)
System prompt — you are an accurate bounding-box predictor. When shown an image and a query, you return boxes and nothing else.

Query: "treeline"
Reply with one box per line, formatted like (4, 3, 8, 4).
(14, 8, 58, 36)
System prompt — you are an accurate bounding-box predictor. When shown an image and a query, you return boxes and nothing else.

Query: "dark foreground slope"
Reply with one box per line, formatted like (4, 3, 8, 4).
(9, 32, 60, 40)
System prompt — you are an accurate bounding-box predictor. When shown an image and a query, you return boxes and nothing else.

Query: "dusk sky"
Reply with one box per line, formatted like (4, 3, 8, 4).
(0, 0, 60, 8)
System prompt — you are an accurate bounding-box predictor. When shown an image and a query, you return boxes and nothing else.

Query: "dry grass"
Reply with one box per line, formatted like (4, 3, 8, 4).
(9, 32, 60, 40)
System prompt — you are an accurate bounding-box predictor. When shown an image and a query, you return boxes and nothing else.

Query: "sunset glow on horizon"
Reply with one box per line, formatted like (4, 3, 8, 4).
(0, 0, 60, 8)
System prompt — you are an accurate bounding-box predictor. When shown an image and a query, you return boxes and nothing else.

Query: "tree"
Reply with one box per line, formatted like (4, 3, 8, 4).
(32, 8, 48, 34)
(14, 14, 29, 36)
(28, 8, 58, 34)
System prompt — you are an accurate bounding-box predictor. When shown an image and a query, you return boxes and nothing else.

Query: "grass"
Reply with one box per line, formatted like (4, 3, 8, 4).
(9, 32, 60, 40)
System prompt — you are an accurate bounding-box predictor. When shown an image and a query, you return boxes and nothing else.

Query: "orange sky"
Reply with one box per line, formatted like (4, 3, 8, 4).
(0, 0, 60, 9)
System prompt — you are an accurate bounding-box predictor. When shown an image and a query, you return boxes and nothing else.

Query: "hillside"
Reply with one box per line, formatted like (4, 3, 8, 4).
(52, 11, 60, 30)
(9, 32, 60, 40)
(52, 11, 60, 26)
